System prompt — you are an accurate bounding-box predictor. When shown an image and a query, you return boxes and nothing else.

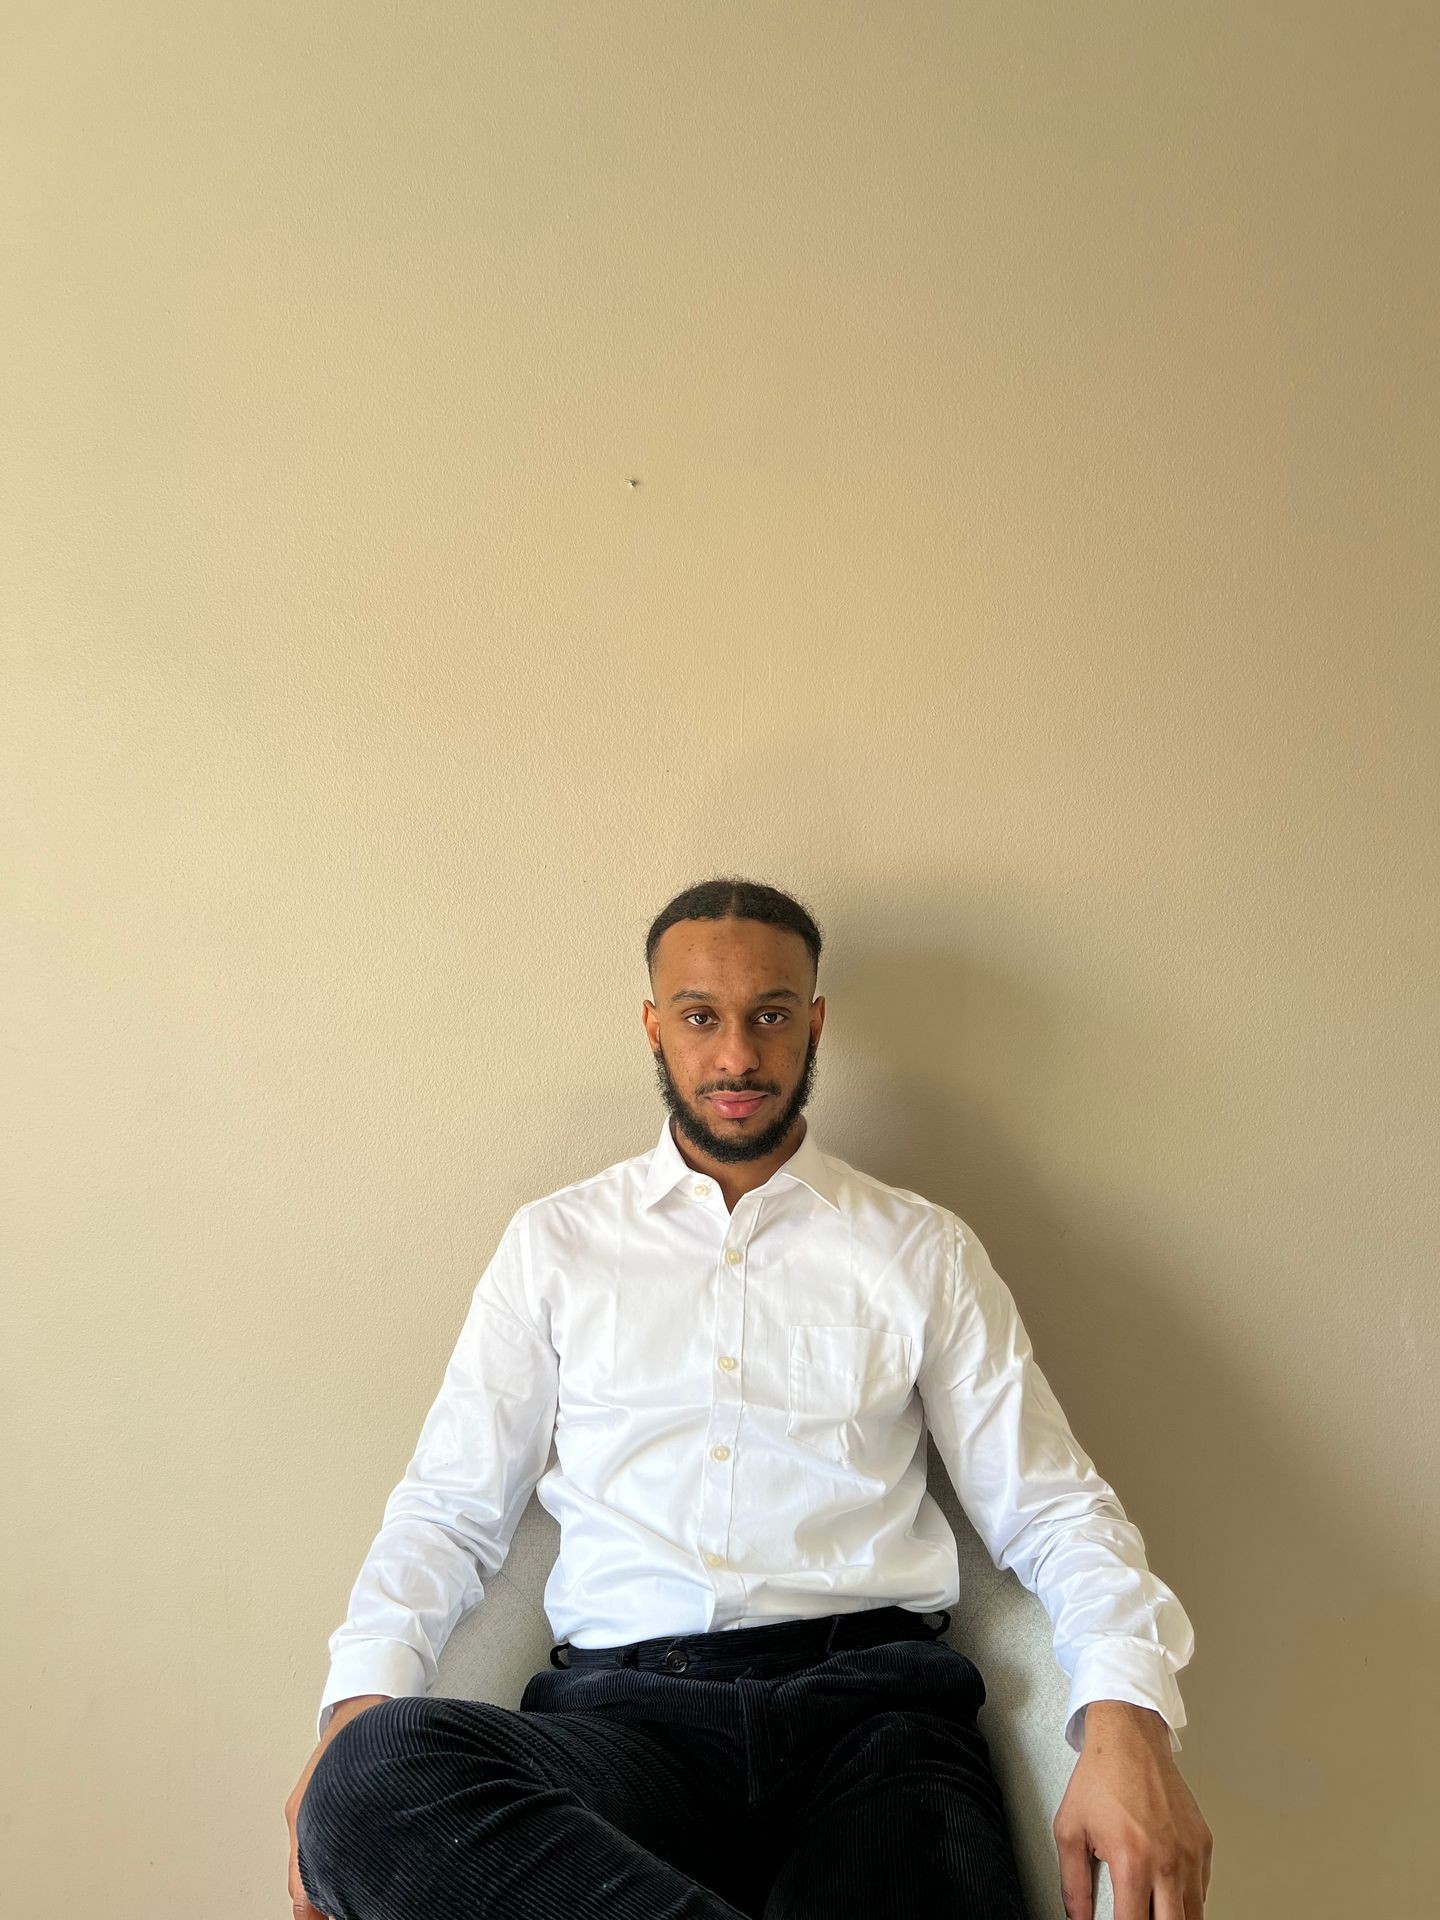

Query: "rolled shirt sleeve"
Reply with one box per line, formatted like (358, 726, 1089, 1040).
(918, 1218, 1195, 1754)
(315, 1210, 559, 1741)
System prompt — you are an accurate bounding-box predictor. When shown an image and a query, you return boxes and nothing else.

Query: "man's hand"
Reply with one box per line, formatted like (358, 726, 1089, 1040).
(1053, 1701, 1213, 1920)
(284, 1695, 390, 1920)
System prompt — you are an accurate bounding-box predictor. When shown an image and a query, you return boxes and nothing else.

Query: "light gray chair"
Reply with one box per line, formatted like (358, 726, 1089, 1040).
(431, 1436, 1113, 1919)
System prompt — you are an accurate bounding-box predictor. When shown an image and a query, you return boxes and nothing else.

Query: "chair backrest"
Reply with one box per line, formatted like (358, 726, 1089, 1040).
(433, 1438, 1112, 1920)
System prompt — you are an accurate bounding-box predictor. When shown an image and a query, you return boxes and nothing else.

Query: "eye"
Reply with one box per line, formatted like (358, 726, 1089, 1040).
(680, 1009, 789, 1027)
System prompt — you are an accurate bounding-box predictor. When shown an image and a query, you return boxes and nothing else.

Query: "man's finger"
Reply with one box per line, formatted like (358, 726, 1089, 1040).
(1185, 1856, 1208, 1919)
(1108, 1853, 1152, 1920)
(1151, 1864, 1187, 1920)
(1054, 1828, 1094, 1920)
(289, 1847, 329, 1920)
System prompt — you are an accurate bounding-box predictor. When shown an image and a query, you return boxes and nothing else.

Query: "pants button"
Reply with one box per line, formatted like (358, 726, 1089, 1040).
(662, 1648, 689, 1671)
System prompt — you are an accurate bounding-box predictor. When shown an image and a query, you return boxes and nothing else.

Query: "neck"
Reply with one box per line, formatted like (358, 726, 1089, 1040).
(670, 1114, 808, 1213)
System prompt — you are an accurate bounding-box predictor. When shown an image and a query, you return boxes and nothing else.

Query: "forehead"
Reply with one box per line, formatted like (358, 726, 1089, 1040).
(651, 917, 812, 987)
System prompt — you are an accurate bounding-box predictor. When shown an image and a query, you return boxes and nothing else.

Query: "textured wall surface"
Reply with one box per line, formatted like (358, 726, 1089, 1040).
(3, 4, 1435, 1914)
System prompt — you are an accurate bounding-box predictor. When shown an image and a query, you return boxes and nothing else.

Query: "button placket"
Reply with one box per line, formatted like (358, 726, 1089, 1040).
(699, 1210, 750, 1579)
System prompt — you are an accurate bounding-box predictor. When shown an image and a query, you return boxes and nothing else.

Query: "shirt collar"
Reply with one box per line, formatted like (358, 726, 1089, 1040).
(639, 1112, 843, 1213)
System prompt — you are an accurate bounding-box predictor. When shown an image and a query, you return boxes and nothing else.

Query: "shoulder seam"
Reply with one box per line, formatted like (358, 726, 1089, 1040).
(838, 1162, 952, 1218)
(511, 1148, 652, 1217)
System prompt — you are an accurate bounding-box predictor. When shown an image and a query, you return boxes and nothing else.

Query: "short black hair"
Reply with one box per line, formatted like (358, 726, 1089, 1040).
(645, 876, 823, 984)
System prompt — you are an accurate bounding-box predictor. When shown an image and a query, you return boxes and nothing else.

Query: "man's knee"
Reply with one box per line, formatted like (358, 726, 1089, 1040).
(296, 1697, 459, 1893)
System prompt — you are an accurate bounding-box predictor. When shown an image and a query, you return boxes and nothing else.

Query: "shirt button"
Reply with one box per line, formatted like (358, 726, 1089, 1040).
(692, 1182, 710, 1198)
(724, 1247, 742, 1265)
(717, 1355, 737, 1371)
(711, 1445, 730, 1461)
(703, 1552, 725, 1567)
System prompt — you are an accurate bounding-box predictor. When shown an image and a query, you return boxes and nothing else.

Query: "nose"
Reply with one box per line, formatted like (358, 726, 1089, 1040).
(709, 1021, 762, 1079)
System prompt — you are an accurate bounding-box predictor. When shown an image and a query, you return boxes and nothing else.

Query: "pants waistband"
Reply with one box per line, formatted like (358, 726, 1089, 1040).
(549, 1605, 952, 1674)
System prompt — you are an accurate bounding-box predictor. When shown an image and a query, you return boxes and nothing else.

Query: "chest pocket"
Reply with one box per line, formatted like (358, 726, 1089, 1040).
(786, 1323, 913, 1465)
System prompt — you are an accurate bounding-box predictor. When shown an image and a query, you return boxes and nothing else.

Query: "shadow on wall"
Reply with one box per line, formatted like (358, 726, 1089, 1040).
(830, 937, 1433, 1911)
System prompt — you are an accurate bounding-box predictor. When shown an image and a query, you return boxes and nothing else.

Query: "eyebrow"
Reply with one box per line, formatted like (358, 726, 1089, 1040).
(668, 987, 804, 1005)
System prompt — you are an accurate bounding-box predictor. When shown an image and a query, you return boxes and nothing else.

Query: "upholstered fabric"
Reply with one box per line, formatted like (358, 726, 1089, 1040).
(431, 1437, 1114, 1920)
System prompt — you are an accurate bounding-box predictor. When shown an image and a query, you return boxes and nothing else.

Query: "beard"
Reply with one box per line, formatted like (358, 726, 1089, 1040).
(652, 1029, 820, 1164)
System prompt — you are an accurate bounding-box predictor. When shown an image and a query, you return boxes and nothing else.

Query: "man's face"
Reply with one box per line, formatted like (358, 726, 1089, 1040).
(642, 916, 824, 1164)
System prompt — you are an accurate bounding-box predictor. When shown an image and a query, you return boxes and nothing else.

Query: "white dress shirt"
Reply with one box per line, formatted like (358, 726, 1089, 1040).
(318, 1115, 1194, 1752)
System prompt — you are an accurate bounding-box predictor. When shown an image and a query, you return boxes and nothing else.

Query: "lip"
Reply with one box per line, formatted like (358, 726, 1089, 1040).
(707, 1092, 769, 1118)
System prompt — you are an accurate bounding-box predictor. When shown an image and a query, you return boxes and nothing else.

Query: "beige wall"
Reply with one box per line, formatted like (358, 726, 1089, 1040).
(4, 4, 1436, 1913)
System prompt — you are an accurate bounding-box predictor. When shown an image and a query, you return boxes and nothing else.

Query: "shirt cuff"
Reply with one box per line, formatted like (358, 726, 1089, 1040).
(1063, 1641, 1188, 1756)
(316, 1640, 429, 1742)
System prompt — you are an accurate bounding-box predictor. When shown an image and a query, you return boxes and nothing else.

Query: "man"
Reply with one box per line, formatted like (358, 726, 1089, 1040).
(287, 877, 1212, 1919)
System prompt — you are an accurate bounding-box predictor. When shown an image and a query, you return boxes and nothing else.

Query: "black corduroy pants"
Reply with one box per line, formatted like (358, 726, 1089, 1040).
(296, 1603, 1029, 1919)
